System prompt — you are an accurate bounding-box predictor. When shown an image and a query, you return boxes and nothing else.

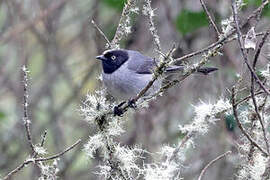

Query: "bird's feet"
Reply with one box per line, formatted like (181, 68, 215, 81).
(113, 99, 137, 116)
(113, 101, 125, 116)
(128, 99, 136, 109)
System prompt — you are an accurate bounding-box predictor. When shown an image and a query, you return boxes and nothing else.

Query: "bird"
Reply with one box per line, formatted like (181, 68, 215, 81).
(96, 49, 218, 102)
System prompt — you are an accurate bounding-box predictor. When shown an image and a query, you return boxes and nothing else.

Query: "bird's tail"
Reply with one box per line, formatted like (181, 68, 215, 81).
(165, 66, 218, 75)
(196, 67, 218, 75)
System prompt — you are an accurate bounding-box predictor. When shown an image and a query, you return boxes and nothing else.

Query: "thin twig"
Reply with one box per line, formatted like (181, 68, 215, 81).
(250, 28, 270, 154)
(3, 160, 32, 180)
(235, 90, 265, 106)
(91, 20, 112, 48)
(3, 139, 81, 180)
(231, 0, 270, 96)
(253, 28, 270, 68)
(22, 66, 35, 154)
(169, 132, 194, 162)
(198, 151, 232, 180)
(199, 0, 220, 36)
(33, 130, 48, 158)
(40, 130, 48, 147)
(231, 87, 268, 156)
(35, 139, 81, 162)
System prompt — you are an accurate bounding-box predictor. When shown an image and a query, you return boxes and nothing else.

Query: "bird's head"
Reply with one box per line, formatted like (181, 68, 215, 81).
(96, 49, 129, 74)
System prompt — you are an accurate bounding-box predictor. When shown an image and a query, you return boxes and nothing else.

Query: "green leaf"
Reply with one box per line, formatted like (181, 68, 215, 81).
(102, 0, 127, 11)
(225, 114, 236, 132)
(175, 10, 209, 35)
(0, 111, 5, 120)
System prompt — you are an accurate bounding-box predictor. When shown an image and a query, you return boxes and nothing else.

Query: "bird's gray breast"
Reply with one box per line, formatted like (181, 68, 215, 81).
(102, 62, 161, 100)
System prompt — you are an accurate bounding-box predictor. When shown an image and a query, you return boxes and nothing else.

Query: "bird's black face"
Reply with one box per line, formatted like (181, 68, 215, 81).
(96, 50, 129, 74)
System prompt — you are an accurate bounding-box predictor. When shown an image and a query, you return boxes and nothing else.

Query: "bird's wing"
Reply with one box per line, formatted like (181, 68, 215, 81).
(127, 50, 219, 75)
(127, 50, 156, 74)
(165, 65, 184, 73)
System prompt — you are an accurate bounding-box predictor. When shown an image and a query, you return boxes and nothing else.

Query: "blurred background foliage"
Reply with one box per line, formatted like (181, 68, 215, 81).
(0, 0, 269, 179)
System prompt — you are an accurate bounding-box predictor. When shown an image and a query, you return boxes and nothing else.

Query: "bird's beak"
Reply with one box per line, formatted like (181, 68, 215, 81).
(96, 55, 106, 61)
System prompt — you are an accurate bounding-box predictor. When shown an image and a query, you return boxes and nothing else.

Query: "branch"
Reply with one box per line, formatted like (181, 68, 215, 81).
(198, 151, 231, 180)
(3, 139, 81, 180)
(231, 87, 269, 156)
(33, 130, 48, 158)
(169, 132, 194, 162)
(35, 139, 82, 162)
(235, 90, 265, 106)
(22, 66, 35, 154)
(91, 20, 112, 48)
(199, 0, 220, 36)
(250, 27, 270, 154)
(253, 27, 270, 68)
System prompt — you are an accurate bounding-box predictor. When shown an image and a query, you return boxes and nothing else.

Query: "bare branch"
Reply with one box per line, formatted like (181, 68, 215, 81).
(253, 27, 270, 68)
(40, 130, 48, 147)
(231, 87, 269, 156)
(199, 0, 220, 36)
(3, 139, 81, 180)
(22, 66, 35, 154)
(198, 151, 232, 180)
(33, 130, 48, 158)
(250, 27, 270, 154)
(35, 139, 82, 162)
(91, 20, 112, 48)
(235, 90, 265, 106)
(169, 132, 194, 162)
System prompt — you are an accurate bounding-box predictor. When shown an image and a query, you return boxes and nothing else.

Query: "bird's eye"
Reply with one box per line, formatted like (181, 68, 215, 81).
(111, 55, 116, 60)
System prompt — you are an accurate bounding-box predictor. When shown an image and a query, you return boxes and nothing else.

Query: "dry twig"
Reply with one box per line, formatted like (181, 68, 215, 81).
(199, 0, 220, 36)
(250, 28, 270, 154)
(3, 139, 81, 180)
(22, 66, 35, 155)
(198, 151, 232, 180)
(91, 20, 112, 48)
(231, 87, 268, 156)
